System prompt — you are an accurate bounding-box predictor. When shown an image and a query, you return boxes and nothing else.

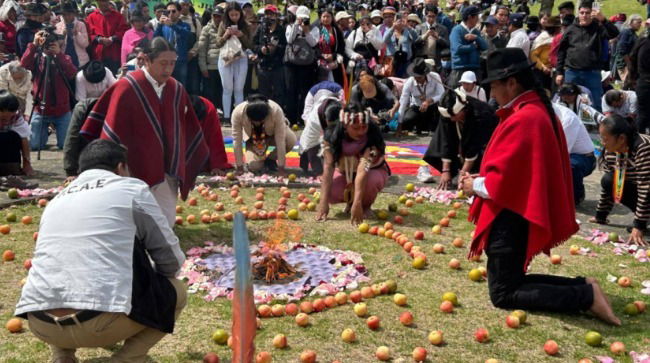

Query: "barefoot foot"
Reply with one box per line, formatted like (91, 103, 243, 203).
(589, 283, 621, 326)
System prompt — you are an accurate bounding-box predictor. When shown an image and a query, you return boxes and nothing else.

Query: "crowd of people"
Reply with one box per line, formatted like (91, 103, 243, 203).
(2, 0, 650, 361)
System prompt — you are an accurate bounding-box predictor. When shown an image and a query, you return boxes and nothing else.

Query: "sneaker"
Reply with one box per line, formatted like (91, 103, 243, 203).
(417, 165, 434, 183)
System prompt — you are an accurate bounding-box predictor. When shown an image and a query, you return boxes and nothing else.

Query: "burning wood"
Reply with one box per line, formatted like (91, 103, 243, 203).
(252, 219, 303, 283)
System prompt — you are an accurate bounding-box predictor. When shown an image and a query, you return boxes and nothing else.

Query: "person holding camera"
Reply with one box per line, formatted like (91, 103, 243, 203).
(85, 0, 129, 74)
(21, 28, 77, 151)
(414, 5, 450, 63)
(15, 3, 48, 57)
(154, 2, 191, 86)
(54, 1, 90, 68)
(253, 5, 286, 109)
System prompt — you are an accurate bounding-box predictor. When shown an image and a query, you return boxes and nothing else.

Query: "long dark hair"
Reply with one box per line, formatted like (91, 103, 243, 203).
(324, 103, 385, 162)
(510, 68, 560, 137)
(223, 2, 248, 33)
(598, 114, 639, 164)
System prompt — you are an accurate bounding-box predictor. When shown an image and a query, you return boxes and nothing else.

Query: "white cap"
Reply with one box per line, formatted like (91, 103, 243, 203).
(335, 11, 352, 23)
(296, 5, 310, 20)
(601, 70, 611, 82)
(370, 9, 382, 19)
(459, 71, 477, 84)
(424, 58, 436, 67)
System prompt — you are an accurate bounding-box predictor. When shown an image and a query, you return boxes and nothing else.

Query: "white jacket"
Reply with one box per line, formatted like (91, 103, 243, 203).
(345, 26, 384, 60)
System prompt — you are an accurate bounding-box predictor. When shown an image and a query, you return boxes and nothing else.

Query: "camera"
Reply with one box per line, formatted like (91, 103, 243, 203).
(302, 17, 310, 26)
(161, 10, 169, 16)
(39, 27, 64, 50)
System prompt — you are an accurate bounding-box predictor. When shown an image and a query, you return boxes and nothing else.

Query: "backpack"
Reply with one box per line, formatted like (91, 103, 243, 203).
(284, 36, 318, 66)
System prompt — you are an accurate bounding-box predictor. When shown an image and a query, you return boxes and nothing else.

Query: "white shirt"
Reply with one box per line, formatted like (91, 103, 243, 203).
(3, 115, 31, 139)
(455, 84, 487, 102)
(506, 28, 530, 57)
(299, 93, 341, 153)
(15, 169, 184, 316)
(345, 26, 384, 60)
(554, 103, 595, 155)
(143, 67, 166, 99)
(75, 67, 117, 101)
(602, 90, 638, 118)
(398, 72, 445, 122)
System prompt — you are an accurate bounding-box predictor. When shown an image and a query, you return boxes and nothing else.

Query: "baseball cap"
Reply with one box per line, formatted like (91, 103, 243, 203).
(335, 11, 352, 23)
(370, 9, 382, 19)
(509, 13, 524, 27)
(482, 15, 498, 25)
(264, 4, 278, 14)
(459, 71, 477, 84)
(296, 5, 310, 19)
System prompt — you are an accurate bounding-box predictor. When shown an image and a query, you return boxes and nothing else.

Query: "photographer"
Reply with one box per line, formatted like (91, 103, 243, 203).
(15, 3, 48, 57)
(253, 5, 286, 108)
(154, 2, 191, 86)
(21, 28, 77, 151)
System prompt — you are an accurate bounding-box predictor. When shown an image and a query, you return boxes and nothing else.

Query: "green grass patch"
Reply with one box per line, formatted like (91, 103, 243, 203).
(0, 185, 649, 362)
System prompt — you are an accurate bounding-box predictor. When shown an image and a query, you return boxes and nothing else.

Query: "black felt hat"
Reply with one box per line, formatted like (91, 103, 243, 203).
(24, 3, 48, 16)
(407, 58, 432, 77)
(61, 1, 78, 14)
(83, 61, 106, 84)
(481, 48, 533, 85)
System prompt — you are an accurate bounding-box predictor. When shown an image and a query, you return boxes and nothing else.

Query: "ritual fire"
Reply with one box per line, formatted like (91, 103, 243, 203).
(252, 219, 303, 283)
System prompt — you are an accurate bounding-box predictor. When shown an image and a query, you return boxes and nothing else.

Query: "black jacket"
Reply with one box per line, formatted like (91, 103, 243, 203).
(423, 96, 497, 176)
(349, 82, 396, 114)
(253, 21, 287, 70)
(630, 36, 650, 82)
(557, 20, 619, 74)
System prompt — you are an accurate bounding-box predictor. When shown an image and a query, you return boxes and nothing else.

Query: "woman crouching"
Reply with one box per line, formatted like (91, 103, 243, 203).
(317, 103, 390, 224)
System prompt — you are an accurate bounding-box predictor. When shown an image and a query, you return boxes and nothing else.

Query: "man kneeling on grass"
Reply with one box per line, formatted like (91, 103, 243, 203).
(14, 139, 187, 363)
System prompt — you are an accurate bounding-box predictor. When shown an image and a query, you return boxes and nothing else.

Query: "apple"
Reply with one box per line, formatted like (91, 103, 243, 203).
(543, 340, 559, 356)
(1, 225, 13, 234)
(335, 292, 348, 305)
(618, 276, 632, 287)
(5, 318, 22, 333)
(299, 350, 316, 363)
(415, 195, 425, 203)
(375, 346, 390, 361)
(214, 202, 225, 211)
(452, 238, 464, 248)
(202, 352, 220, 363)
(468, 269, 483, 282)
(201, 214, 211, 224)
(2, 250, 15, 262)
(23, 258, 32, 270)
(405, 200, 415, 208)
(633, 300, 647, 313)
(366, 315, 381, 330)
(295, 313, 310, 327)
(397, 236, 409, 246)
(505, 315, 520, 329)
(453, 201, 462, 209)
(485, 359, 499, 363)
(282, 190, 291, 198)
(377, 210, 389, 220)
(258, 304, 272, 317)
(211, 329, 229, 345)
(405, 183, 415, 192)
(361, 286, 375, 299)
(393, 293, 407, 306)
(38, 198, 48, 207)
(478, 266, 487, 277)
(403, 241, 414, 253)
(412, 347, 427, 362)
(230, 190, 239, 199)
(369, 226, 379, 235)
(625, 303, 640, 315)
(431, 225, 442, 234)
(288, 209, 299, 220)
(226, 172, 235, 180)
(412, 256, 426, 269)
(610, 341, 626, 355)
(398, 195, 408, 204)
(307, 202, 316, 211)
(474, 328, 489, 343)
(578, 359, 594, 363)
(353, 303, 368, 317)
(428, 330, 443, 345)
(384, 230, 394, 239)
(350, 290, 362, 303)
(298, 202, 308, 211)
(448, 258, 461, 269)
(440, 301, 454, 313)
(380, 283, 391, 295)
(447, 210, 457, 218)
(398, 207, 410, 216)
(254, 201, 264, 209)
(585, 331, 602, 346)
(414, 231, 425, 240)
(550, 254, 562, 264)
(399, 311, 414, 326)
(21, 216, 32, 225)
(341, 328, 356, 343)
(608, 232, 619, 242)
(433, 243, 445, 254)
(300, 301, 313, 314)
(569, 245, 580, 255)
(256, 317, 262, 329)
(288, 173, 297, 182)
(384, 280, 398, 293)
(371, 284, 383, 296)
(442, 292, 458, 306)
(285, 303, 299, 316)
(377, 227, 386, 237)
(439, 217, 450, 227)
(223, 212, 234, 221)
(358, 223, 370, 233)
(511, 310, 527, 324)
(256, 351, 272, 363)
(272, 334, 287, 349)
(313, 298, 326, 312)
(324, 296, 337, 308)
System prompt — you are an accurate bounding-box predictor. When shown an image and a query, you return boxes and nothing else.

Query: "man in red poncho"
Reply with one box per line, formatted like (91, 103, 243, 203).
(460, 48, 620, 325)
(85, 0, 128, 73)
(190, 95, 232, 173)
(81, 37, 209, 226)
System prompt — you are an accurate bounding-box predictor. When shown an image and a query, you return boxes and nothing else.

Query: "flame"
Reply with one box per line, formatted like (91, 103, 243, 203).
(262, 219, 303, 252)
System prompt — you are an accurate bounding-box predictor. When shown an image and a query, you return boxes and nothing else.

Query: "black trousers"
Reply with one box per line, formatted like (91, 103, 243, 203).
(596, 172, 639, 221)
(285, 64, 316, 125)
(202, 70, 223, 111)
(402, 104, 438, 133)
(0, 130, 22, 176)
(486, 209, 593, 312)
(299, 144, 323, 176)
(257, 65, 286, 111)
(636, 80, 650, 134)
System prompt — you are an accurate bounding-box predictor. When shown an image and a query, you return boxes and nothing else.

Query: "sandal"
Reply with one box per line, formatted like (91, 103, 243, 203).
(0, 176, 38, 190)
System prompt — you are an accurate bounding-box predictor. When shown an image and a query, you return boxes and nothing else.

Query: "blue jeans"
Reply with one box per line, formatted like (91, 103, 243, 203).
(565, 69, 604, 111)
(570, 153, 596, 205)
(30, 111, 71, 150)
(172, 61, 188, 87)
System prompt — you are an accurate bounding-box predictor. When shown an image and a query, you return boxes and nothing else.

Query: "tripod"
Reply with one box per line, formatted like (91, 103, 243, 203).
(28, 50, 74, 160)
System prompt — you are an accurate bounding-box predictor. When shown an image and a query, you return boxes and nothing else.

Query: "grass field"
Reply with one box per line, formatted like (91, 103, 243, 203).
(0, 184, 649, 362)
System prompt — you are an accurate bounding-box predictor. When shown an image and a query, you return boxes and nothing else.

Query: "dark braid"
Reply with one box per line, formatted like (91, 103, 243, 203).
(513, 69, 560, 137)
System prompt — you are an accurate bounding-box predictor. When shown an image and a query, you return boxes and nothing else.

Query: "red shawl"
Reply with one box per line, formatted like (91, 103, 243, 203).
(468, 91, 578, 269)
(200, 96, 232, 171)
(80, 70, 209, 199)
